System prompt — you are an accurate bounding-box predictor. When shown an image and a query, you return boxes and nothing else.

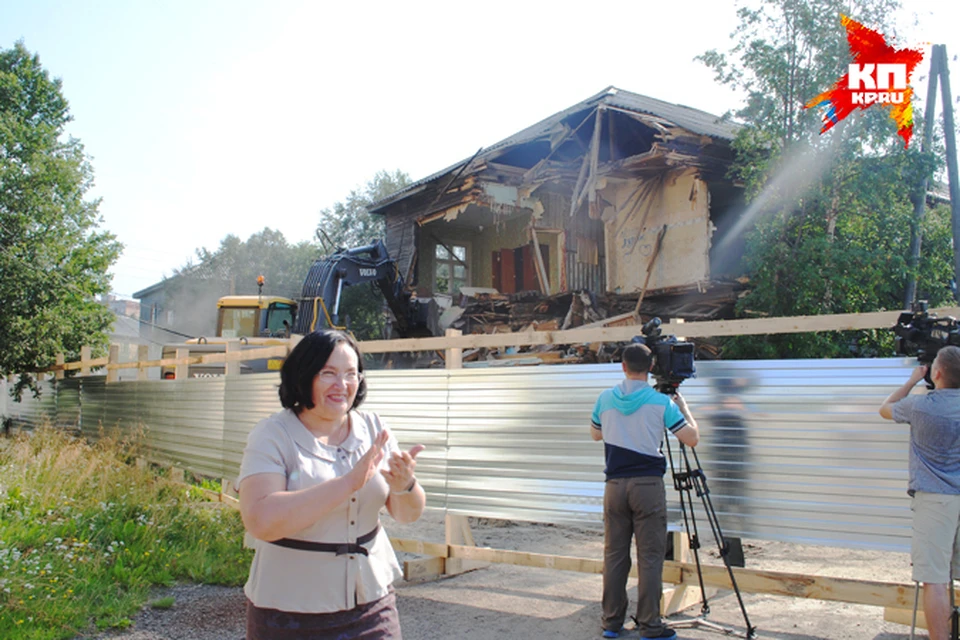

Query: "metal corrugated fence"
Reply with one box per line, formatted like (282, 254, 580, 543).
(3, 358, 921, 551)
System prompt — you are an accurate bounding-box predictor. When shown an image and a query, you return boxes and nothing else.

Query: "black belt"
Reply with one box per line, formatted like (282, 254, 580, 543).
(269, 525, 380, 556)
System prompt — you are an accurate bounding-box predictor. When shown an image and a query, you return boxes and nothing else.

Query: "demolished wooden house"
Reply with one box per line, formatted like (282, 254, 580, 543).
(370, 87, 747, 364)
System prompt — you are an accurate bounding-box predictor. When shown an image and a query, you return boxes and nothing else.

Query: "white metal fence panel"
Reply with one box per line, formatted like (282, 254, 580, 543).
(363, 369, 450, 512)
(2, 357, 922, 551)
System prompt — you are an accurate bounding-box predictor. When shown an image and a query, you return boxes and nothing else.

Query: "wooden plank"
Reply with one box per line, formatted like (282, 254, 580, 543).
(445, 328, 462, 370)
(106, 345, 120, 383)
(38, 306, 960, 368)
(445, 514, 484, 575)
(634, 224, 668, 315)
(55, 354, 65, 380)
(41, 345, 288, 374)
(529, 228, 551, 295)
(442, 543, 920, 609)
(884, 605, 925, 629)
(662, 583, 714, 616)
(404, 557, 445, 581)
(358, 307, 960, 354)
(175, 347, 189, 380)
(669, 561, 917, 609)
(80, 346, 92, 376)
(390, 537, 449, 558)
(137, 345, 150, 381)
(225, 341, 241, 376)
(449, 544, 638, 578)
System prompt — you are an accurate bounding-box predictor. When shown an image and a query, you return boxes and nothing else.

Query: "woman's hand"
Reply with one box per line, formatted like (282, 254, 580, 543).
(347, 430, 388, 492)
(382, 444, 425, 494)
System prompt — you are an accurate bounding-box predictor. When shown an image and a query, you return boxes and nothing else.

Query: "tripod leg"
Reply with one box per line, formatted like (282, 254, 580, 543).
(952, 568, 958, 640)
(911, 581, 919, 640)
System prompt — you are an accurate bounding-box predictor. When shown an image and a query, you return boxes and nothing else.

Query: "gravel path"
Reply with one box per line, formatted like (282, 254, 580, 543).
(81, 514, 922, 640)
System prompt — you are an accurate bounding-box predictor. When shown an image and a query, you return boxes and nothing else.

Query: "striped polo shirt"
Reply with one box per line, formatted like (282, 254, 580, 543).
(591, 379, 687, 480)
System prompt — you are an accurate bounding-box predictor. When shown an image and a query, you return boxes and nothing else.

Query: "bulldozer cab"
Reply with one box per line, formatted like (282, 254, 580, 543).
(216, 296, 297, 339)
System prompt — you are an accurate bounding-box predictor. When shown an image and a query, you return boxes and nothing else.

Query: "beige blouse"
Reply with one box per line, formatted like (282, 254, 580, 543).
(238, 408, 403, 613)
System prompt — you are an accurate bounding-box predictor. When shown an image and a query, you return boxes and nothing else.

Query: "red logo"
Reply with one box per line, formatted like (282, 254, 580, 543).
(805, 15, 924, 148)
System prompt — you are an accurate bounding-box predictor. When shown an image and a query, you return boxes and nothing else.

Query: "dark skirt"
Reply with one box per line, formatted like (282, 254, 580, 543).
(246, 590, 401, 640)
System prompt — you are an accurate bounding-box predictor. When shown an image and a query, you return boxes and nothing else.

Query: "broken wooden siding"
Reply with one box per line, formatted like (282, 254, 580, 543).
(537, 190, 605, 293)
(384, 206, 419, 286)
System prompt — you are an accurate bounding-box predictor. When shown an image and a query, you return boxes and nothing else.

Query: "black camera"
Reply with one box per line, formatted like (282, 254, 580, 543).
(632, 317, 696, 394)
(893, 302, 960, 387)
(893, 302, 960, 363)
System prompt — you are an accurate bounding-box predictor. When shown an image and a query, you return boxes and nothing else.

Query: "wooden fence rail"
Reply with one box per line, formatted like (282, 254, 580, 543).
(24, 306, 960, 377)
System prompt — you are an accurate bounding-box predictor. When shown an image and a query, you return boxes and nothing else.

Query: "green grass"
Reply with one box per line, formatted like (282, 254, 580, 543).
(0, 427, 252, 640)
(148, 596, 175, 610)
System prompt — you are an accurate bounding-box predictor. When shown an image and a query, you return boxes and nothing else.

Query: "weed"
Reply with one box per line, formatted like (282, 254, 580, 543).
(0, 427, 252, 640)
(148, 597, 175, 610)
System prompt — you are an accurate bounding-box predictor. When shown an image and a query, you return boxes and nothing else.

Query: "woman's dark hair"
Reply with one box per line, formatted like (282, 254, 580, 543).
(279, 330, 366, 413)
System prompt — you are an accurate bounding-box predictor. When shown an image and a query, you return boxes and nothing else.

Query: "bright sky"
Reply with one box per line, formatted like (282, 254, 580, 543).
(2, 0, 957, 300)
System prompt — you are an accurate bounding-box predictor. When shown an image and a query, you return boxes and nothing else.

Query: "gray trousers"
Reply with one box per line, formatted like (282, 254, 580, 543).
(602, 475, 669, 636)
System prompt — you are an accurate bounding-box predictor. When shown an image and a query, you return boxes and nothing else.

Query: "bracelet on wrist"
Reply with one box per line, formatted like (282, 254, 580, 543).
(391, 478, 417, 495)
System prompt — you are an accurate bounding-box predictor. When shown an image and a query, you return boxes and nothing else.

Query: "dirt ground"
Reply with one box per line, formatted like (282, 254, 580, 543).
(88, 511, 925, 640)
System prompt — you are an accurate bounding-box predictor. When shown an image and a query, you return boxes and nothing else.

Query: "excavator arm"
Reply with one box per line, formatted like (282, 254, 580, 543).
(292, 240, 431, 338)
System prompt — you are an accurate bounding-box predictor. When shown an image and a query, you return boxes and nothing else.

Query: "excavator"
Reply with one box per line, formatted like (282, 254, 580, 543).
(292, 239, 434, 337)
(162, 240, 434, 378)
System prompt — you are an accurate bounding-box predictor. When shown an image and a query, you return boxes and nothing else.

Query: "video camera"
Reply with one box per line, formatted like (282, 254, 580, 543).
(893, 301, 960, 387)
(632, 317, 696, 394)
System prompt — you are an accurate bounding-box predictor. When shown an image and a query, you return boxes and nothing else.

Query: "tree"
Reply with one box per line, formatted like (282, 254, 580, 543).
(698, 0, 949, 358)
(314, 170, 412, 341)
(167, 228, 318, 337)
(0, 42, 121, 394)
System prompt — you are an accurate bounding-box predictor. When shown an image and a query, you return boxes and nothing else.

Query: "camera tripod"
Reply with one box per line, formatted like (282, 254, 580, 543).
(661, 414, 757, 639)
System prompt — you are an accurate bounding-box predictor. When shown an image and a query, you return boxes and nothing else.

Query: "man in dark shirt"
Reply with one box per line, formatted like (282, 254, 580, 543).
(880, 346, 960, 640)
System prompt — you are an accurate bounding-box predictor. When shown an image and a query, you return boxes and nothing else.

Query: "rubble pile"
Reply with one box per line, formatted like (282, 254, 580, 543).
(441, 280, 745, 367)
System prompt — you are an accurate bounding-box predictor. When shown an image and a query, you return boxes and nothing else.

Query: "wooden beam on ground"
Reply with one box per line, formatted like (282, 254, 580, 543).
(445, 514, 484, 576)
(404, 557, 446, 581)
(390, 538, 449, 558)
(391, 539, 922, 609)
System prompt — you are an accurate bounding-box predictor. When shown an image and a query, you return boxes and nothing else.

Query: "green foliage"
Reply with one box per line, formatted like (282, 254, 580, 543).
(699, 0, 951, 359)
(167, 228, 319, 337)
(316, 169, 411, 250)
(0, 42, 121, 391)
(0, 427, 251, 640)
(315, 170, 413, 341)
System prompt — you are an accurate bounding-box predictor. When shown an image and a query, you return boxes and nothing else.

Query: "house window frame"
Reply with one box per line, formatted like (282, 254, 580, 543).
(434, 240, 471, 295)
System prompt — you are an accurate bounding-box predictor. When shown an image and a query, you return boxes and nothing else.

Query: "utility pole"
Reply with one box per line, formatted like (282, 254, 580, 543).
(904, 46, 941, 307)
(940, 45, 960, 303)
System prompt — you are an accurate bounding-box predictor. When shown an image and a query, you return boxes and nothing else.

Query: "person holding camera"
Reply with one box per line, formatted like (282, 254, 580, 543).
(238, 330, 426, 640)
(590, 343, 700, 640)
(880, 345, 960, 640)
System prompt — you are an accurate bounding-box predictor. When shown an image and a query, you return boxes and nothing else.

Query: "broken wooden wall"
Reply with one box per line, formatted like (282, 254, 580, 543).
(384, 204, 420, 286)
(536, 189, 605, 294)
(601, 168, 710, 294)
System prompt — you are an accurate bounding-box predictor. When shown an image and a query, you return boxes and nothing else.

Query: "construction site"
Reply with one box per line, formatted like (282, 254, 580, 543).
(5, 31, 960, 640)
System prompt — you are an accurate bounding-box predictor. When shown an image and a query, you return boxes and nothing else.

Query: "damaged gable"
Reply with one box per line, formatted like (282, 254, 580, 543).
(371, 86, 743, 310)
